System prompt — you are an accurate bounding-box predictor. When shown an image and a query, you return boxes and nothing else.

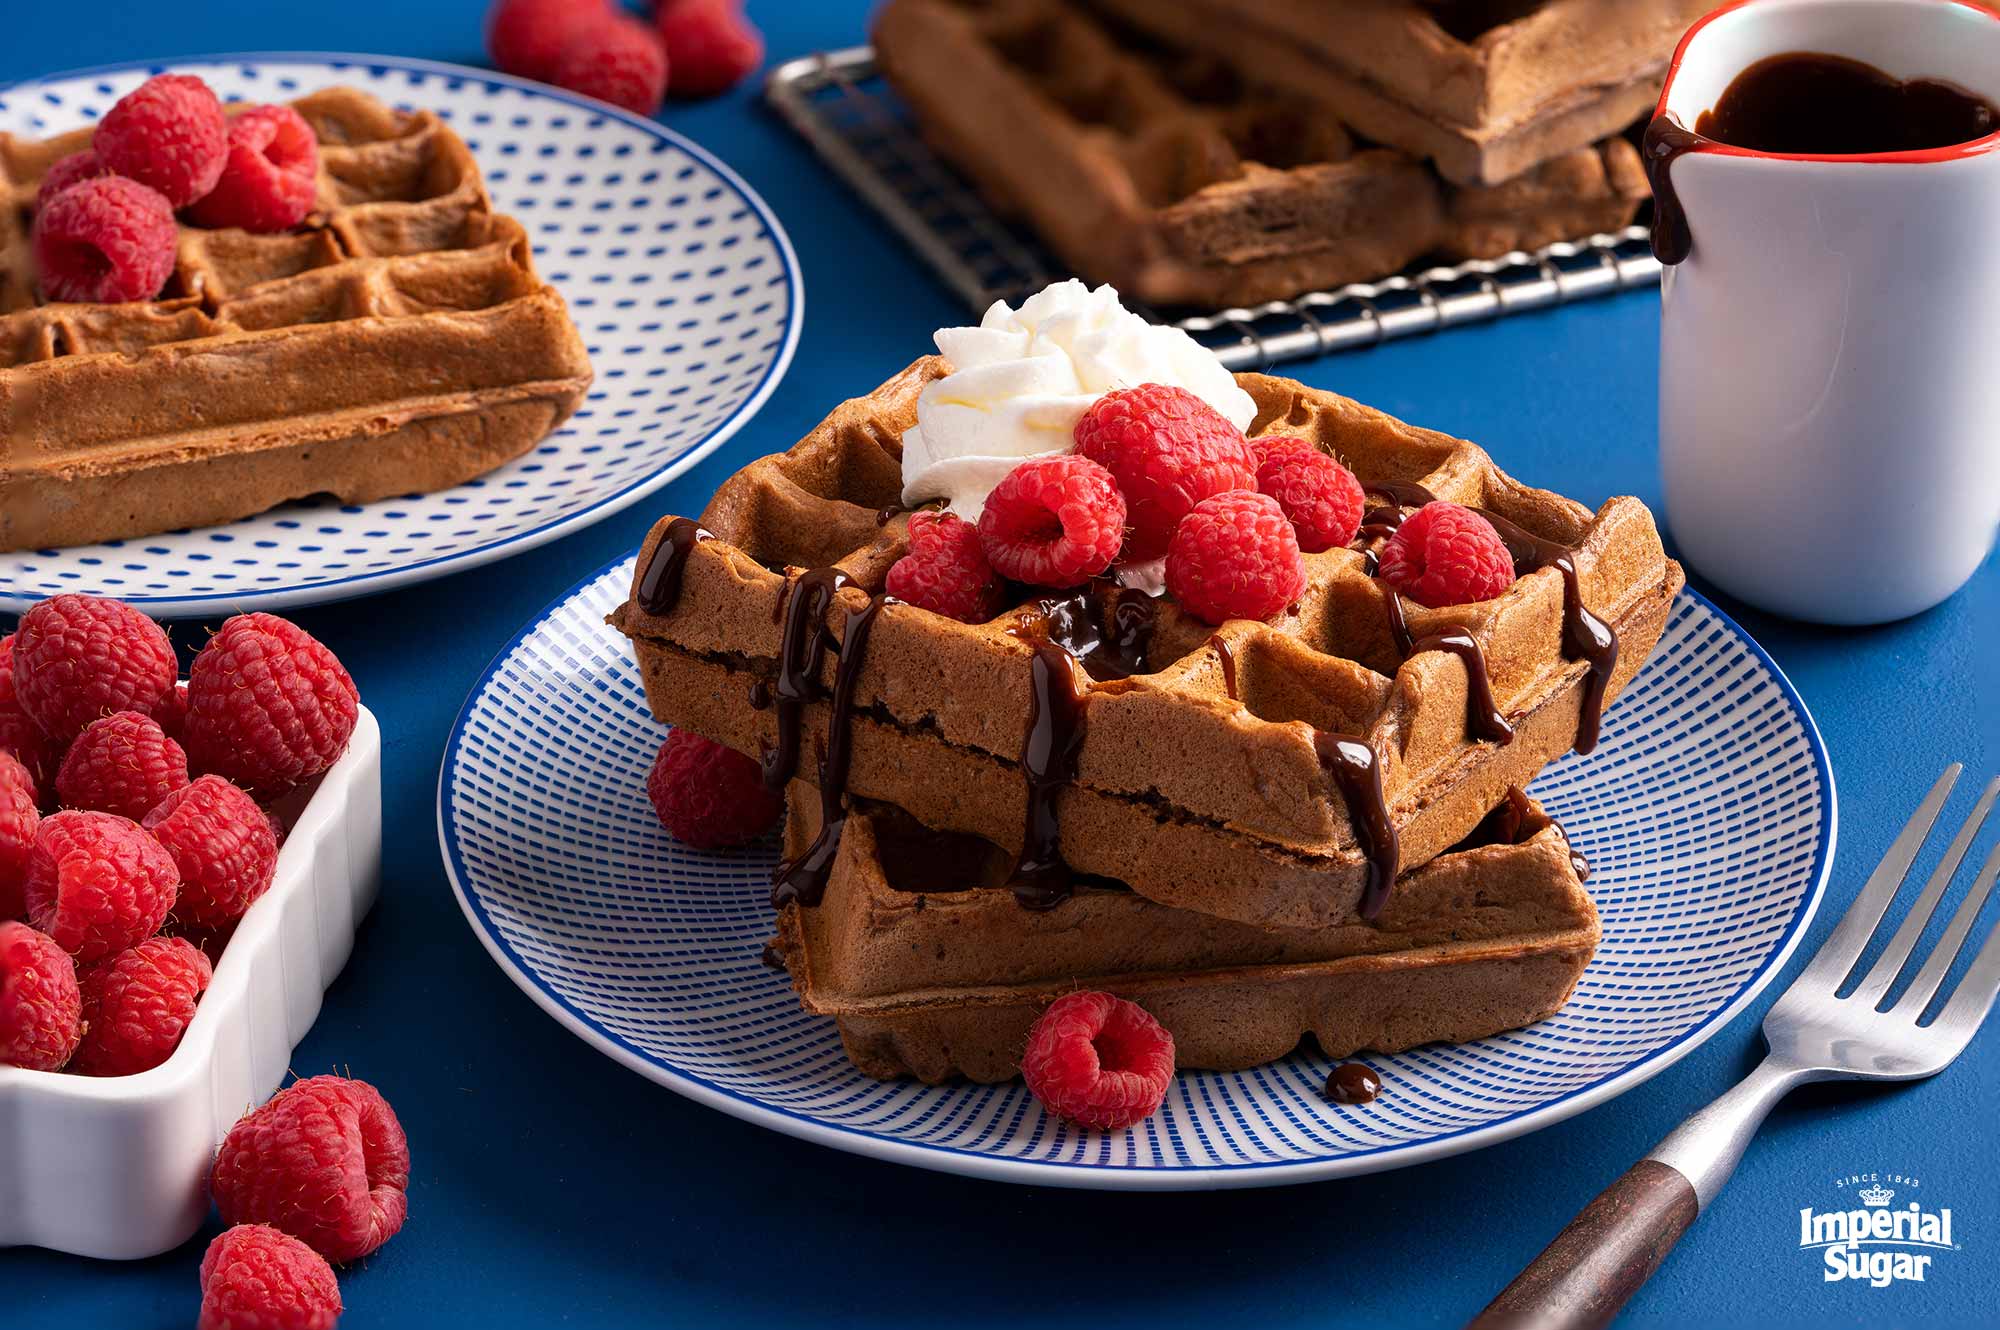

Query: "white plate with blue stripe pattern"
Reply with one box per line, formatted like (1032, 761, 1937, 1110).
(438, 556, 1835, 1188)
(0, 54, 800, 618)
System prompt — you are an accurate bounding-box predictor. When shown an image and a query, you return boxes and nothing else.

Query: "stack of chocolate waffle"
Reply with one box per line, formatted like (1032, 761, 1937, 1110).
(0, 87, 591, 551)
(613, 359, 1683, 1082)
(870, 0, 1700, 306)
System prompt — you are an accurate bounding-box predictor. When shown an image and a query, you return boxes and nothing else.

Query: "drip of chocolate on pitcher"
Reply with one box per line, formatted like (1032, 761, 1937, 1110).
(761, 567, 853, 792)
(634, 517, 711, 616)
(1312, 731, 1399, 920)
(771, 593, 891, 908)
(1646, 52, 2000, 267)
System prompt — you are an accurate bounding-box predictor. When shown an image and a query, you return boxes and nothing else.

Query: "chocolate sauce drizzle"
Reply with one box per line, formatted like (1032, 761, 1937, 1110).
(761, 567, 852, 792)
(1208, 634, 1238, 701)
(1475, 510, 1619, 754)
(1324, 1062, 1382, 1105)
(771, 593, 890, 908)
(635, 517, 711, 616)
(1641, 115, 1703, 266)
(1312, 731, 1399, 920)
(1011, 642, 1090, 911)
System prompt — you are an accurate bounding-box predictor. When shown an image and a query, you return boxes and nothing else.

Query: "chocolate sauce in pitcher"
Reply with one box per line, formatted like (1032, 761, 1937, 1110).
(1645, 52, 2000, 265)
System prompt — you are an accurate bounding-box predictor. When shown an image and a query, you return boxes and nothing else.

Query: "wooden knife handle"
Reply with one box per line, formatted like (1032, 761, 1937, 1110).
(1467, 1159, 1699, 1330)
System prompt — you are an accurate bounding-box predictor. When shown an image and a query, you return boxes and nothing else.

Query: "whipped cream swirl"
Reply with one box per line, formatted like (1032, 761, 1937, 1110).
(899, 280, 1256, 522)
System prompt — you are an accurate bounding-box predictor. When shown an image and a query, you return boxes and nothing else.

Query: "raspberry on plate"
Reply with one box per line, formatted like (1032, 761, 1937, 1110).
(11, 595, 178, 744)
(1, 752, 39, 921)
(24, 809, 181, 964)
(0, 920, 82, 1071)
(647, 731, 781, 849)
(144, 775, 280, 928)
(185, 105, 320, 233)
(1377, 501, 1518, 608)
(212, 1075, 411, 1264)
(1164, 490, 1308, 625)
(1254, 438, 1367, 553)
(56, 711, 191, 822)
(92, 73, 229, 208)
(70, 934, 213, 1076)
(30, 175, 180, 305)
(884, 511, 1004, 624)
(657, 0, 766, 99)
(183, 614, 359, 797)
(1073, 384, 1258, 562)
(34, 149, 110, 210)
(1020, 990, 1176, 1131)
(0, 636, 58, 795)
(488, 0, 611, 83)
(199, 1224, 343, 1330)
(552, 14, 670, 115)
(976, 454, 1127, 589)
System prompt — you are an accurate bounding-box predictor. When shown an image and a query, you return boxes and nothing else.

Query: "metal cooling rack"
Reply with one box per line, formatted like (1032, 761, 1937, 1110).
(765, 47, 1662, 370)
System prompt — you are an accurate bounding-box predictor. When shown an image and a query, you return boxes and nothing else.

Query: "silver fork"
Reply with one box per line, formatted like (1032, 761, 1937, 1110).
(1470, 764, 2000, 1330)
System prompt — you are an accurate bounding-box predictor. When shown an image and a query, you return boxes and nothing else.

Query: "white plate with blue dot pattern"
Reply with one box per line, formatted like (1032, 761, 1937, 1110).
(0, 54, 800, 618)
(438, 557, 1835, 1188)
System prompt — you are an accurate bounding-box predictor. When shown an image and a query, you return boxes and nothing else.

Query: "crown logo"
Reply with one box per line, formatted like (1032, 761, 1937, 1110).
(1858, 1184, 1896, 1207)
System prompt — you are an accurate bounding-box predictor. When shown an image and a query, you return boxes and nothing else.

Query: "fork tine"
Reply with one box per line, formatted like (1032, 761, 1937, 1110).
(1850, 776, 2000, 1006)
(1898, 837, 2000, 1020)
(1795, 764, 1960, 989)
(1920, 862, 2000, 1049)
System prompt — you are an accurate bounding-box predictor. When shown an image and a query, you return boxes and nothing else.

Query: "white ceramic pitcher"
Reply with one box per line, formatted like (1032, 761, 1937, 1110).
(1654, 0, 2000, 625)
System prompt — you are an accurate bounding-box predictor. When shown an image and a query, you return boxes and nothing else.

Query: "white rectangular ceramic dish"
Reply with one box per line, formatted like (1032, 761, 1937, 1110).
(0, 707, 382, 1259)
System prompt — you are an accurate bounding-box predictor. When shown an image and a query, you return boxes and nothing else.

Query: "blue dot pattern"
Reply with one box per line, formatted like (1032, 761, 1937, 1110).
(0, 57, 800, 617)
(438, 562, 1834, 1186)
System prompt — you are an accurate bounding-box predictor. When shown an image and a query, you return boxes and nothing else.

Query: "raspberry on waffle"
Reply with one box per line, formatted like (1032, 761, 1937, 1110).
(870, 0, 1652, 307)
(613, 357, 1681, 932)
(0, 86, 592, 552)
(771, 784, 1598, 1082)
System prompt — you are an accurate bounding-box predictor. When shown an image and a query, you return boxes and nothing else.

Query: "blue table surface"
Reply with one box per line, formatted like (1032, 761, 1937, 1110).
(5, 3, 1998, 1326)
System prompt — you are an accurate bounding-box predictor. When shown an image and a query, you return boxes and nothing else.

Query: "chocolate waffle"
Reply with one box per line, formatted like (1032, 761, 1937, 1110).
(869, 0, 1650, 307)
(1095, 0, 1712, 186)
(0, 87, 592, 552)
(775, 785, 1599, 1081)
(612, 358, 1682, 931)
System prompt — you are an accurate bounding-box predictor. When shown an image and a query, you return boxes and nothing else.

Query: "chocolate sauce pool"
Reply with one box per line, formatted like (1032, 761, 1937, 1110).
(1646, 52, 2000, 264)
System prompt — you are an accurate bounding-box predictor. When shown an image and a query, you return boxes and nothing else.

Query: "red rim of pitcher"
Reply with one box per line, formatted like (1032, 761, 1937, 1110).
(1655, 0, 2000, 164)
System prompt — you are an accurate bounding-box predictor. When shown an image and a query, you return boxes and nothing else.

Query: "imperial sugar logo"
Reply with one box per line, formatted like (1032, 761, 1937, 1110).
(1797, 1170, 1961, 1288)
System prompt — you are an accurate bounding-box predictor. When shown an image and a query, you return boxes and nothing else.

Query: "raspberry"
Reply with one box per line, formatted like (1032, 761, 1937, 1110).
(976, 454, 1126, 589)
(647, 731, 781, 849)
(199, 1224, 343, 1330)
(1073, 384, 1258, 562)
(55, 711, 190, 821)
(31, 174, 179, 305)
(92, 73, 228, 208)
(185, 105, 319, 233)
(34, 149, 111, 210)
(183, 614, 358, 797)
(1254, 439, 1366, 553)
(70, 934, 212, 1076)
(24, 809, 180, 963)
(1020, 990, 1175, 1130)
(0, 921, 81, 1070)
(0, 635, 59, 795)
(12, 595, 177, 743)
(657, 0, 765, 99)
(551, 15, 670, 115)
(1164, 490, 1308, 625)
(1377, 502, 1518, 608)
(144, 775, 279, 928)
(0, 752, 37, 921)
(155, 681, 190, 741)
(212, 1075, 411, 1264)
(488, 0, 611, 83)
(885, 511, 1005, 623)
